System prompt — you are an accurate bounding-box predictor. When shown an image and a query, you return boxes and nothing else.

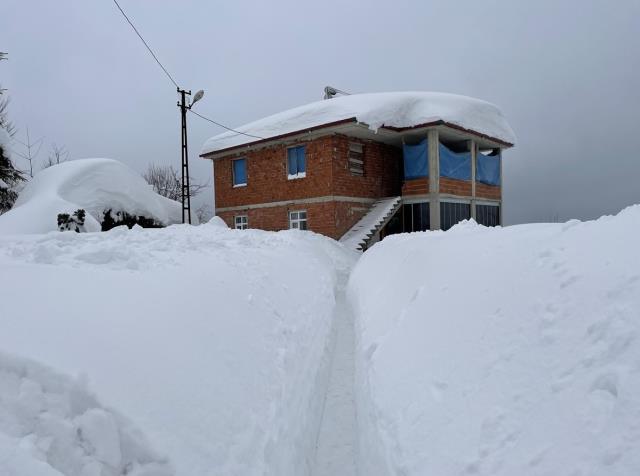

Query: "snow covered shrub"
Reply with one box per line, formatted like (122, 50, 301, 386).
(101, 208, 163, 231)
(57, 208, 86, 232)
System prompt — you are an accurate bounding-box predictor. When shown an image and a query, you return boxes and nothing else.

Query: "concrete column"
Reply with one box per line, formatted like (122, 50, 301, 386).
(499, 148, 503, 226)
(428, 129, 440, 230)
(470, 140, 477, 220)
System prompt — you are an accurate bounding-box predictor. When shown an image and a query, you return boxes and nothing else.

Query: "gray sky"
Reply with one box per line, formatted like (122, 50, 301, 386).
(2, 0, 639, 224)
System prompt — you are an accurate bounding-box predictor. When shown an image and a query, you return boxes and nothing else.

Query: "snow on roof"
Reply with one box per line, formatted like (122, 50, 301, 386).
(201, 92, 516, 155)
(0, 158, 183, 235)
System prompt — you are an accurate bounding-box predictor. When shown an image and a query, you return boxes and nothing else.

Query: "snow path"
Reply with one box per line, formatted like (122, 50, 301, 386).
(312, 275, 358, 476)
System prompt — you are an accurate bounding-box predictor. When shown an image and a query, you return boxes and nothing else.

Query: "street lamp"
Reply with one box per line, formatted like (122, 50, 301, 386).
(177, 88, 204, 224)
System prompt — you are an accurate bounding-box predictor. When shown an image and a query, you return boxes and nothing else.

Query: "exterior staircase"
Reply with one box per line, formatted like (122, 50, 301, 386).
(339, 196, 402, 252)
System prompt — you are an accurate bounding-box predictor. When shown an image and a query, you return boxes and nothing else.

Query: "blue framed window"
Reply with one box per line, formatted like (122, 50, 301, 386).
(287, 146, 306, 179)
(232, 158, 247, 186)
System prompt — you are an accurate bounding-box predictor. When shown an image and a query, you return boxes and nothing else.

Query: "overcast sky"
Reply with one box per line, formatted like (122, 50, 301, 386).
(2, 0, 639, 224)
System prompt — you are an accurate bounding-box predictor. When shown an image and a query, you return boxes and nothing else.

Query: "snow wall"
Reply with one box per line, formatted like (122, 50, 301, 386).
(0, 351, 173, 476)
(348, 206, 640, 476)
(0, 223, 357, 475)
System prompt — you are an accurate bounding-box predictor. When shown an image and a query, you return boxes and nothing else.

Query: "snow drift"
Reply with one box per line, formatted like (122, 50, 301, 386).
(0, 351, 172, 476)
(201, 91, 515, 154)
(348, 206, 640, 475)
(0, 223, 357, 475)
(0, 158, 183, 235)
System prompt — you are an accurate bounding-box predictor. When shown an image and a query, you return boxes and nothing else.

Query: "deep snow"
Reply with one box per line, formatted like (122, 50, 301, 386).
(0, 223, 357, 475)
(348, 205, 640, 475)
(1, 201, 640, 476)
(0, 351, 172, 476)
(201, 92, 515, 154)
(0, 159, 183, 235)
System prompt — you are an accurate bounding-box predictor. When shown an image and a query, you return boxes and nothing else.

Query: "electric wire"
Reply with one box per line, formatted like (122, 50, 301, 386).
(111, 0, 179, 88)
(110, 0, 264, 141)
(189, 109, 264, 140)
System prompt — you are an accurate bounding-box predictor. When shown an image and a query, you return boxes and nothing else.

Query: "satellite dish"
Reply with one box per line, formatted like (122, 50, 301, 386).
(191, 89, 204, 106)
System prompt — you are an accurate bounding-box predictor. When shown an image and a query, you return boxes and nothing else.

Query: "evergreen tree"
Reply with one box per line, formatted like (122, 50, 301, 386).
(0, 92, 24, 214)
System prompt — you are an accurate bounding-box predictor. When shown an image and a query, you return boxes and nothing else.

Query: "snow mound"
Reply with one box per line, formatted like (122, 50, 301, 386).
(202, 92, 515, 154)
(205, 215, 228, 228)
(0, 159, 183, 235)
(0, 351, 172, 476)
(0, 225, 357, 475)
(348, 204, 640, 476)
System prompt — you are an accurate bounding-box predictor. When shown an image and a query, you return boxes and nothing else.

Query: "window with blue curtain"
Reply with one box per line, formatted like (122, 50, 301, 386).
(287, 146, 306, 177)
(402, 140, 428, 179)
(439, 143, 471, 180)
(232, 158, 247, 186)
(477, 151, 501, 186)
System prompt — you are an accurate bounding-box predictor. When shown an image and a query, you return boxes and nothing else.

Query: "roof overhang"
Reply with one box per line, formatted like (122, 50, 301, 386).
(200, 118, 513, 160)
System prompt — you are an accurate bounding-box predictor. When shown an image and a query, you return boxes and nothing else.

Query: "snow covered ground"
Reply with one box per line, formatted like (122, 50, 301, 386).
(349, 205, 640, 475)
(0, 351, 172, 476)
(0, 222, 357, 475)
(1, 202, 639, 475)
(0, 159, 183, 235)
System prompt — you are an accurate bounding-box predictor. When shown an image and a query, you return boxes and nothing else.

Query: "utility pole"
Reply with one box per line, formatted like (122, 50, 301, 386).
(178, 88, 192, 224)
(177, 87, 204, 225)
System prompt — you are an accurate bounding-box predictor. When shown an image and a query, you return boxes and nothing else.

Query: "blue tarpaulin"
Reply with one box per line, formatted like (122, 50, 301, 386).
(477, 151, 501, 186)
(403, 140, 428, 179)
(439, 143, 471, 180)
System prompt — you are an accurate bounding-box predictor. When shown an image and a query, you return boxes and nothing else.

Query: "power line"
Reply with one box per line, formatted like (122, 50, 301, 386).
(189, 109, 264, 140)
(109, 0, 263, 142)
(110, 0, 179, 89)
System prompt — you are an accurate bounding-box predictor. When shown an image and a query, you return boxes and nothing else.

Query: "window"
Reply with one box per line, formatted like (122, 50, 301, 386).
(289, 210, 307, 230)
(440, 201, 471, 231)
(234, 215, 248, 230)
(348, 142, 364, 176)
(232, 158, 247, 187)
(476, 204, 500, 227)
(402, 202, 430, 232)
(287, 146, 306, 179)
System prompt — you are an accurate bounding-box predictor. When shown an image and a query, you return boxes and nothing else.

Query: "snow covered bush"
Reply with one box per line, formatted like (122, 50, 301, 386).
(57, 209, 86, 232)
(100, 209, 162, 231)
(348, 206, 640, 476)
(0, 351, 173, 476)
(0, 158, 185, 235)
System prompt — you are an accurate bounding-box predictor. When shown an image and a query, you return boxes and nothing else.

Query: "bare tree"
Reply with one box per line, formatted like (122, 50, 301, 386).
(143, 163, 209, 201)
(13, 128, 44, 177)
(195, 203, 213, 223)
(42, 143, 69, 169)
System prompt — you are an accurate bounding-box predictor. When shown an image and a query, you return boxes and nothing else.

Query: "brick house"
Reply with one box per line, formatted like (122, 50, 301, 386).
(200, 92, 515, 250)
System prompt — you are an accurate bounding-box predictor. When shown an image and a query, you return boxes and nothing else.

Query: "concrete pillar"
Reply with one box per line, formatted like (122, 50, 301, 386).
(499, 148, 503, 226)
(428, 129, 440, 230)
(470, 140, 477, 220)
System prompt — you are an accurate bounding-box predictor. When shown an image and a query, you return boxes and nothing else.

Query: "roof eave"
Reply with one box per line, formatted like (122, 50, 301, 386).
(200, 117, 514, 159)
(199, 118, 358, 159)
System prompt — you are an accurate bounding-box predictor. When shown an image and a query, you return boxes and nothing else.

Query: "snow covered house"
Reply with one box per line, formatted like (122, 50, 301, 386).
(200, 92, 515, 250)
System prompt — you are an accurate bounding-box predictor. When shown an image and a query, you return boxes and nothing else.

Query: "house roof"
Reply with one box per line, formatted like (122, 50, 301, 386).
(200, 92, 516, 158)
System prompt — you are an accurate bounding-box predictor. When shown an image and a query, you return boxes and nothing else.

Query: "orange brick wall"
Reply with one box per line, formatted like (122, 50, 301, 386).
(214, 136, 334, 209)
(402, 177, 429, 196)
(476, 182, 501, 200)
(331, 135, 402, 198)
(440, 177, 472, 196)
(217, 200, 371, 240)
